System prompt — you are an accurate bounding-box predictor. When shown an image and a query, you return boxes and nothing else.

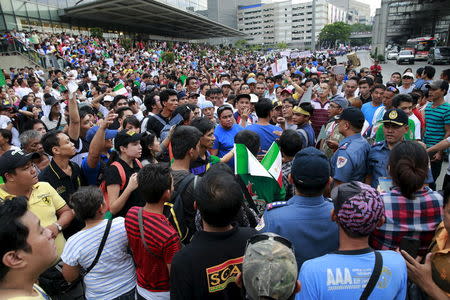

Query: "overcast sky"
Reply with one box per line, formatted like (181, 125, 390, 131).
(360, 0, 381, 16)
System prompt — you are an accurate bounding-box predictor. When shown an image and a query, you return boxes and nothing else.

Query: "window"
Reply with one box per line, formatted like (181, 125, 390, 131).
(0, 0, 14, 14)
(26, 2, 40, 18)
(12, 1, 27, 17)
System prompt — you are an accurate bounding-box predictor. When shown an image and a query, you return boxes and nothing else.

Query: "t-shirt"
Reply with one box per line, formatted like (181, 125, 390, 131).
(297, 249, 407, 300)
(125, 207, 181, 292)
(375, 118, 416, 142)
(104, 158, 144, 217)
(213, 124, 243, 158)
(7, 285, 50, 300)
(170, 226, 257, 300)
(361, 102, 383, 125)
(424, 102, 450, 147)
(0, 182, 67, 258)
(246, 123, 282, 152)
(144, 114, 170, 138)
(61, 218, 136, 300)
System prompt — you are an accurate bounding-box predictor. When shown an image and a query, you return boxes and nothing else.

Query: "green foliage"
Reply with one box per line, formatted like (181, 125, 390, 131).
(276, 42, 288, 49)
(199, 50, 207, 58)
(120, 38, 132, 51)
(235, 39, 249, 49)
(219, 49, 226, 56)
(89, 27, 103, 39)
(319, 22, 352, 47)
(377, 54, 385, 62)
(166, 41, 174, 50)
(161, 51, 175, 64)
(351, 37, 371, 46)
(349, 23, 372, 33)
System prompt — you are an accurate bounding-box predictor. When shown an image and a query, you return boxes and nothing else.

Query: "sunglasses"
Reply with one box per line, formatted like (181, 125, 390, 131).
(245, 234, 293, 251)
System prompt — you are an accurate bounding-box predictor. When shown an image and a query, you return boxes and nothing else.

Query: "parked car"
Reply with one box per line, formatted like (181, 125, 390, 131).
(387, 51, 399, 60)
(397, 50, 415, 65)
(428, 47, 450, 65)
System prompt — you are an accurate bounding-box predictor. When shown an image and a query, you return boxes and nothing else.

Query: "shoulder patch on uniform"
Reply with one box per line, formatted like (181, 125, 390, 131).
(339, 142, 349, 150)
(337, 156, 348, 168)
(267, 201, 288, 210)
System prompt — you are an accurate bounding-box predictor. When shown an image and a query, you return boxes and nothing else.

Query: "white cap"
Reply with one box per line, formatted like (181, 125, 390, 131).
(402, 72, 415, 78)
(103, 95, 114, 102)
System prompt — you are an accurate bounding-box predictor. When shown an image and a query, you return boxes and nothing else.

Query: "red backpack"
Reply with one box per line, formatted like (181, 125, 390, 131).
(100, 159, 143, 213)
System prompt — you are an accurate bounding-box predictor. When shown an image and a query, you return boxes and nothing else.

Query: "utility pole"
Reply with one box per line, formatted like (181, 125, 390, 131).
(311, 0, 316, 51)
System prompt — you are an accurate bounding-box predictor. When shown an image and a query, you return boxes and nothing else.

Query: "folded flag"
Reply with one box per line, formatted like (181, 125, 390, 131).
(113, 83, 128, 96)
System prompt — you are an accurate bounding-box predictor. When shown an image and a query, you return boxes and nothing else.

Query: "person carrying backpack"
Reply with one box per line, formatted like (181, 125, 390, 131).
(169, 125, 202, 244)
(142, 89, 179, 137)
(103, 129, 144, 218)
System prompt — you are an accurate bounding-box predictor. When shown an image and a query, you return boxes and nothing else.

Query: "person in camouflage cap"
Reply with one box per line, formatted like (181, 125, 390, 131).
(239, 232, 300, 300)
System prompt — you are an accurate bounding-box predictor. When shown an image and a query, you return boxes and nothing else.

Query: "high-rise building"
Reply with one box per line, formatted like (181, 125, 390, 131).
(328, 0, 371, 24)
(237, 0, 346, 48)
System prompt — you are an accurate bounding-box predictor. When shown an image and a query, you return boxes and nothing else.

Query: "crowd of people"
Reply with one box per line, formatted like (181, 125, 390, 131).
(0, 30, 449, 300)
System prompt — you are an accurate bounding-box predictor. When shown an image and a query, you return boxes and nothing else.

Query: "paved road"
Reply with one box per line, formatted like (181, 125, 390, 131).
(337, 50, 449, 190)
(337, 50, 449, 81)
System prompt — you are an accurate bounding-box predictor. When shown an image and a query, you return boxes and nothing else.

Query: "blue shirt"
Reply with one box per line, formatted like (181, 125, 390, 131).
(246, 123, 282, 152)
(212, 124, 243, 158)
(330, 133, 370, 183)
(297, 123, 316, 147)
(258, 195, 339, 269)
(297, 249, 407, 300)
(367, 141, 434, 188)
(81, 154, 109, 185)
(361, 102, 383, 125)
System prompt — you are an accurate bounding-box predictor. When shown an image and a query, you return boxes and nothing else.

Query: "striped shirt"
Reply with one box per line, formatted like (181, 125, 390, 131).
(61, 217, 136, 300)
(125, 207, 181, 292)
(424, 102, 450, 147)
(370, 187, 443, 256)
(310, 98, 330, 137)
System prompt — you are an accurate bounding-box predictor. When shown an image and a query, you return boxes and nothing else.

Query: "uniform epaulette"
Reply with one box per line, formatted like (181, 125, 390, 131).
(339, 142, 349, 150)
(267, 201, 288, 210)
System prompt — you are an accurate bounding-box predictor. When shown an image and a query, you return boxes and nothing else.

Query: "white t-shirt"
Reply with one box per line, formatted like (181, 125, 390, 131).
(409, 113, 421, 140)
(398, 84, 415, 94)
(61, 217, 136, 300)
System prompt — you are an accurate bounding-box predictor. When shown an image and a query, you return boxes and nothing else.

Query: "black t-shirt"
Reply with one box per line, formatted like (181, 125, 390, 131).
(104, 158, 144, 217)
(170, 226, 257, 300)
(171, 169, 197, 243)
(145, 113, 170, 138)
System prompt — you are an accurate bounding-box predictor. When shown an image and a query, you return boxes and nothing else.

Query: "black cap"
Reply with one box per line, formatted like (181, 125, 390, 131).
(44, 96, 59, 106)
(0, 150, 40, 177)
(381, 108, 408, 126)
(291, 147, 330, 186)
(426, 80, 449, 93)
(114, 129, 143, 149)
(336, 107, 365, 129)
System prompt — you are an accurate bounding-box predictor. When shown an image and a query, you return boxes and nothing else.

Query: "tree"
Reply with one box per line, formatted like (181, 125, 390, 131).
(349, 23, 372, 33)
(120, 38, 132, 51)
(319, 22, 352, 48)
(89, 27, 103, 39)
(161, 51, 175, 64)
(235, 39, 249, 49)
(276, 42, 288, 49)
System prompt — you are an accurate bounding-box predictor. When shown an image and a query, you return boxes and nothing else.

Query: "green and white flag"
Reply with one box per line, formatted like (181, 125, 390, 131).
(113, 83, 128, 96)
(235, 143, 285, 213)
(261, 142, 283, 188)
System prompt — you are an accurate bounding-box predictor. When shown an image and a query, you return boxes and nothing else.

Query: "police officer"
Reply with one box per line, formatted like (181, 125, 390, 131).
(367, 108, 434, 190)
(331, 107, 370, 185)
(257, 147, 339, 270)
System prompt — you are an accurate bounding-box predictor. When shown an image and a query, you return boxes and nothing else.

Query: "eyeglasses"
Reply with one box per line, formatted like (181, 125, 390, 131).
(246, 234, 293, 251)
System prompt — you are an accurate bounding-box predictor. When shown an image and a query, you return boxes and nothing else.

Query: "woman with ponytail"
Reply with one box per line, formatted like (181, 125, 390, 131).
(370, 141, 443, 256)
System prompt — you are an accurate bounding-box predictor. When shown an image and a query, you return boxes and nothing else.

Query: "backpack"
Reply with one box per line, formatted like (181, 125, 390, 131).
(164, 173, 196, 243)
(100, 159, 143, 217)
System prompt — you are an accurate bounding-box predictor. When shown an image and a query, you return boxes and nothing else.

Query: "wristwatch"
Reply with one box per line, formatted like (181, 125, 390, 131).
(54, 222, 63, 232)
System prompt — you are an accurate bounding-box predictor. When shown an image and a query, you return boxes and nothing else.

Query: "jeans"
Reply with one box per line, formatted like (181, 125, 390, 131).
(429, 152, 443, 191)
(112, 287, 136, 300)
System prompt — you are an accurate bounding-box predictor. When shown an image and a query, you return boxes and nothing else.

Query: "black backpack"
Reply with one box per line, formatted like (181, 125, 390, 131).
(164, 173, 196, 243)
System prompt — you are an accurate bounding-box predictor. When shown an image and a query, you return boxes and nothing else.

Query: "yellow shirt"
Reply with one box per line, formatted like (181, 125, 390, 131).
(0, 182, 67, 258)
(3, 284, 50, 300)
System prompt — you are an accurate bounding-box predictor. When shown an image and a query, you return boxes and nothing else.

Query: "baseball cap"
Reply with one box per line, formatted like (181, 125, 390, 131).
(243, 233, 297, 300)
(335, 107, 365, 129)
(221, 81, 231, 87)
(402, 72, 414, 79)
(45, 96, 59, 106)
(114, 129, 143, 149)
(273, 101, 283, 109)
(331, 181, 385, 236)
(426, 80, 449, 93)
(281, 88, 293, 95)
(291, 147, 330, 186)
(85, 126, 118, 143)
(0, 149, 40, 177)
(250, 94, 259, 103)
(177, 91, 187, 99)
(330, 95, 349, 109)
(200, 100, 214, 110)
(247, 77, 257, 84)
(381, 108, 408, 126)
(103, 95, 114, 102)
(188, 92, 200, 98)
(248, 73, 256, 78)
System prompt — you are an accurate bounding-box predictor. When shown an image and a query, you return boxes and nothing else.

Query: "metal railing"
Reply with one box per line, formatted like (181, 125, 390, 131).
(0, 37, 61, 69)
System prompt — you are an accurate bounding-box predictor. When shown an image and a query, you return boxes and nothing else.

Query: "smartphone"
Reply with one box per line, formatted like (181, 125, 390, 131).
(399, 237, 420, 258)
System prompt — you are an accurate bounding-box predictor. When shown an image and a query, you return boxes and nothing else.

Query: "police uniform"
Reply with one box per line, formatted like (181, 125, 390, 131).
(368, 141, 434, 189)
(257, 196, 339, 269)
(330, 133, 370, 182)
